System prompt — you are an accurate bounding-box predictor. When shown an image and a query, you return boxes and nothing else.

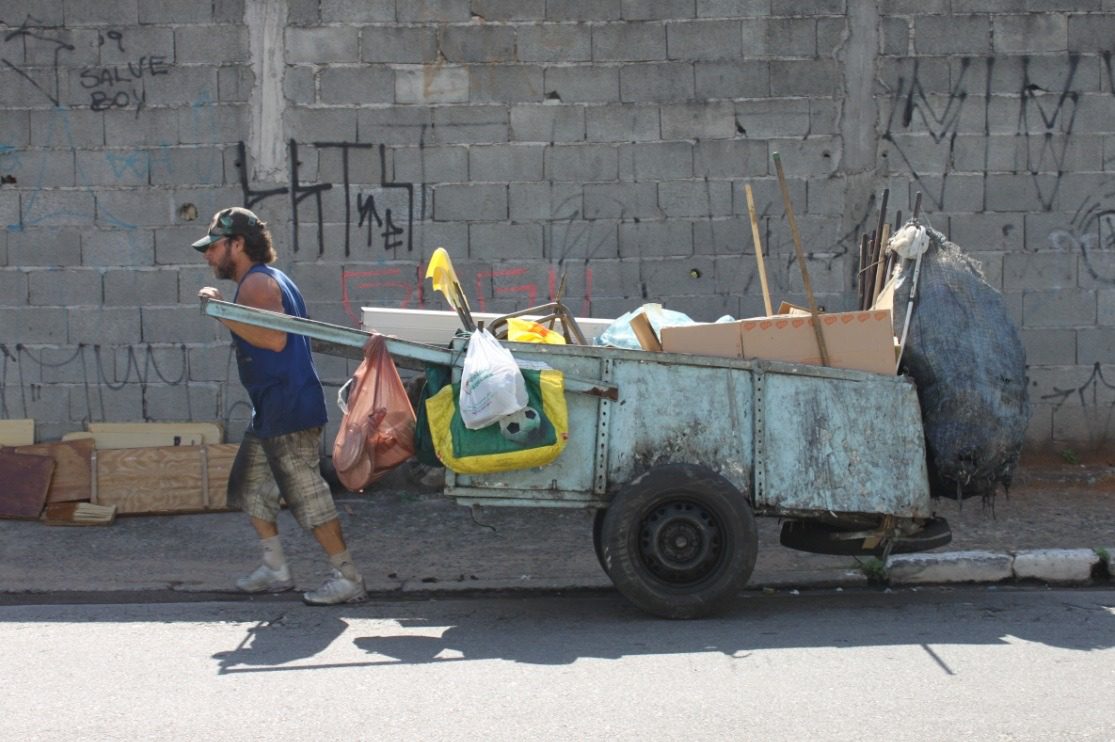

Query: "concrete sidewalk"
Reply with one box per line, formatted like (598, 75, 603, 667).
(0, 464, 1112, 598)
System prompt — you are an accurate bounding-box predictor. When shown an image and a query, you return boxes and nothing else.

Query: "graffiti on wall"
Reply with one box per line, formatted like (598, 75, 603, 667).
(236, 140, 415, 258)
(883, 55, 1082, 213)
(883, 52, 1113, 287)
(1048, 189, 1115, 285)
(3, 18, 170, 114)
(80, 32, 169, 113)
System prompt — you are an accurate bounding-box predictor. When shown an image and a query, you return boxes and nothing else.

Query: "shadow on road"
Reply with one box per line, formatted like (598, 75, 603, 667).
(194, 587, 1115, 672)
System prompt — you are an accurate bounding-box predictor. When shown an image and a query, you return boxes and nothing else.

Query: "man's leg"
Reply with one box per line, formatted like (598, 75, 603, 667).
(229, 433, 294, 593)
(262, 428, 367, 605)
(312, 518, 362, 586)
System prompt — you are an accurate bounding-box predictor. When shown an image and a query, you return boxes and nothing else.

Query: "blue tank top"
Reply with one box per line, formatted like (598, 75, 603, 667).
(232, 264, 328, 438)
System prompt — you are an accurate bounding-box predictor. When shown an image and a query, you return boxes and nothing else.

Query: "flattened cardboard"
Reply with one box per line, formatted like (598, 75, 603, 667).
(657, 310, 897, 375)
(739, 309, 895, 374)
(659, 322, 744, 359)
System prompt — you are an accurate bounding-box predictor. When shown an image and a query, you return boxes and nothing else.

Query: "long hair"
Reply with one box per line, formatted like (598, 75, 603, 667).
(241, 221, 276, 264)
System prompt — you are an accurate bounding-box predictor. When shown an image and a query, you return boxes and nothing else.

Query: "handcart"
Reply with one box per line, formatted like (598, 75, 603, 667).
(203, 298, 950, 619)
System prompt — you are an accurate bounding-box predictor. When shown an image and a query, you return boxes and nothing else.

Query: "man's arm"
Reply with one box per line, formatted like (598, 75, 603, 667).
(199, 274, 288, 352)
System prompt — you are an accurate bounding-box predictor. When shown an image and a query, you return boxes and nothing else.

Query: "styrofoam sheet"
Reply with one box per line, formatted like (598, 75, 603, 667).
(361, 306, 614, 345)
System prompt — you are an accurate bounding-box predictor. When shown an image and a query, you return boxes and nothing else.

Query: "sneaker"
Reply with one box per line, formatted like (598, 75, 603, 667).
(235, 563, 294, 594)
(302, 569, 367, 606)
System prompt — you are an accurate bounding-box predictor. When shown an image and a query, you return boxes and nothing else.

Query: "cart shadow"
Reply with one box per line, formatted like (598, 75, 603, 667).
(342, 589, 1115, 667)
(210, 588, 1115, 671)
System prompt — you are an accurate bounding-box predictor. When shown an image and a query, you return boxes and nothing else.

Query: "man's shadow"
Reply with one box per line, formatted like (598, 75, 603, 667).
(213, 613, 350, 673)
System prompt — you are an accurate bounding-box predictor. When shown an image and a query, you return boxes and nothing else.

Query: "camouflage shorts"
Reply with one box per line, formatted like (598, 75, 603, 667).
(227, 427, 337, 530)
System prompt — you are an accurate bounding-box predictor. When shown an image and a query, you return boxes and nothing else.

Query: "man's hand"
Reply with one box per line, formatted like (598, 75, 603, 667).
(199, 286, 223, 301)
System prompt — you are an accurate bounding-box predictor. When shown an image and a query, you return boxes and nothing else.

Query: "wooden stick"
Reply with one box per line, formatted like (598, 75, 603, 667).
(872, 223, 891, 306)
(744, 184, 773, 316)
(866, 188, 889, 309)
(862, 229, 878, 310)
(772, 152, 829, 366)
(857, 232, 870, 310)
(873, 189, 890, 258)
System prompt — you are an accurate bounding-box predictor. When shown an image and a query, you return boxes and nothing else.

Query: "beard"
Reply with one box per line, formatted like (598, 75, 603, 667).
(212, 244, 235, 280)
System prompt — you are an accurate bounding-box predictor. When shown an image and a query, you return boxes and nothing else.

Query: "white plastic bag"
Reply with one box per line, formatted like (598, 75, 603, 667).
(459, 328, 528, 430)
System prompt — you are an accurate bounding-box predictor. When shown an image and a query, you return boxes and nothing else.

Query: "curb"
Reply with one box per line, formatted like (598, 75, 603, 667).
(884, 547, 1113, 587)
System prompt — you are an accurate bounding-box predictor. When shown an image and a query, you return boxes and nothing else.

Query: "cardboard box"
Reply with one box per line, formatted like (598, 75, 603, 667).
(657, 310, 896, 375)
(659, 321, 743, 359)
(739, 309, 896, 374)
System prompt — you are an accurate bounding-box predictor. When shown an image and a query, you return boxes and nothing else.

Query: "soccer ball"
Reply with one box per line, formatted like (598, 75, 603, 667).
(498, 406, 542, 445)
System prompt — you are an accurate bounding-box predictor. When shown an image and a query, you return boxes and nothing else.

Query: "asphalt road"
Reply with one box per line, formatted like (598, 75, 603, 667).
(2, 587, 1113, 741)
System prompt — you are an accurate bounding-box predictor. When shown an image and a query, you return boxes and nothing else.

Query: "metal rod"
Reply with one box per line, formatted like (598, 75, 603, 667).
(200, 298, 618, 399)
(773, 152, 829, 365)
(744, 183, 773, 316)
(895, 248, 925, 372)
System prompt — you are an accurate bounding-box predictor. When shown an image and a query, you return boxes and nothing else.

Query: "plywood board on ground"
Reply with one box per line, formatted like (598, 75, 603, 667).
(0, 419, 35, 446)
(94, 443, 238, 514)
(8, 438, 93, 503)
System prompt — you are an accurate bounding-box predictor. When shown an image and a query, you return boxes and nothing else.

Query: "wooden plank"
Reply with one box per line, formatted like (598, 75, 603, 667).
(629, 310, 663, 352)
(87, 422, 223, 445)
(0, 451, 54, 519)
(63, 430, 205, 449)
(0, 419, 35, 446)
(94, 444, 238, 514)
(8, 439, 93, 503)
(41, 502, 117, 527)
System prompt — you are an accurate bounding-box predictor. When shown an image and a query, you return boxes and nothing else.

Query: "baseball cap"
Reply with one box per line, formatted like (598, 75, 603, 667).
(191, 207, 261, 251)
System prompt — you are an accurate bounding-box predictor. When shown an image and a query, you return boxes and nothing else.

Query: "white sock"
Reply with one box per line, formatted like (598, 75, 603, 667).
(329, 549, 360, 581)
(260, 536, 286, 570)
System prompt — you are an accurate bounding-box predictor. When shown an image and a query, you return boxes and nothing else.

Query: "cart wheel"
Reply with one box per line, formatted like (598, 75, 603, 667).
(602, 463, 757, 620)
(592, 509, 608, 575)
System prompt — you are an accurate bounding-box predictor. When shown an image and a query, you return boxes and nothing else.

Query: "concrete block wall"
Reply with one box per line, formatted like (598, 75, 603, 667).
(0, 0, 1112, 454)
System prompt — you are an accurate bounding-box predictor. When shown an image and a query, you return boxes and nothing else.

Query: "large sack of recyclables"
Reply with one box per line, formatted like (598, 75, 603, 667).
(889, 224, 1031, 500)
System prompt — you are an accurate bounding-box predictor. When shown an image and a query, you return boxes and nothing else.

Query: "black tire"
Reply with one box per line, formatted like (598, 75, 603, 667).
(602, 463, 758, 620)
(592, 509, 608, 576)
(779, 516, 952, 556)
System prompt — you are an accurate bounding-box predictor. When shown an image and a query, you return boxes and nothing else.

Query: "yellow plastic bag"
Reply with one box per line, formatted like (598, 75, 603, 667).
(506, 317, 567, 345)
(425, 368, 568, 474)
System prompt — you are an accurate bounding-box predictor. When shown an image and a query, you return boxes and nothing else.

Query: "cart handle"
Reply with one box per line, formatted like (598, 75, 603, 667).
(200, 298, 619, 400)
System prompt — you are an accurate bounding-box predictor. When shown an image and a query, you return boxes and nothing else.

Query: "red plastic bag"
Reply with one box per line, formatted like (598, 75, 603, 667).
(332, 334, 416, 491)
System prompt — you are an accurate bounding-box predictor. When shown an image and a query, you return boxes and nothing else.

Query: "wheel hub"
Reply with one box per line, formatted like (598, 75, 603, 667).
(639, 501, 721, 583)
